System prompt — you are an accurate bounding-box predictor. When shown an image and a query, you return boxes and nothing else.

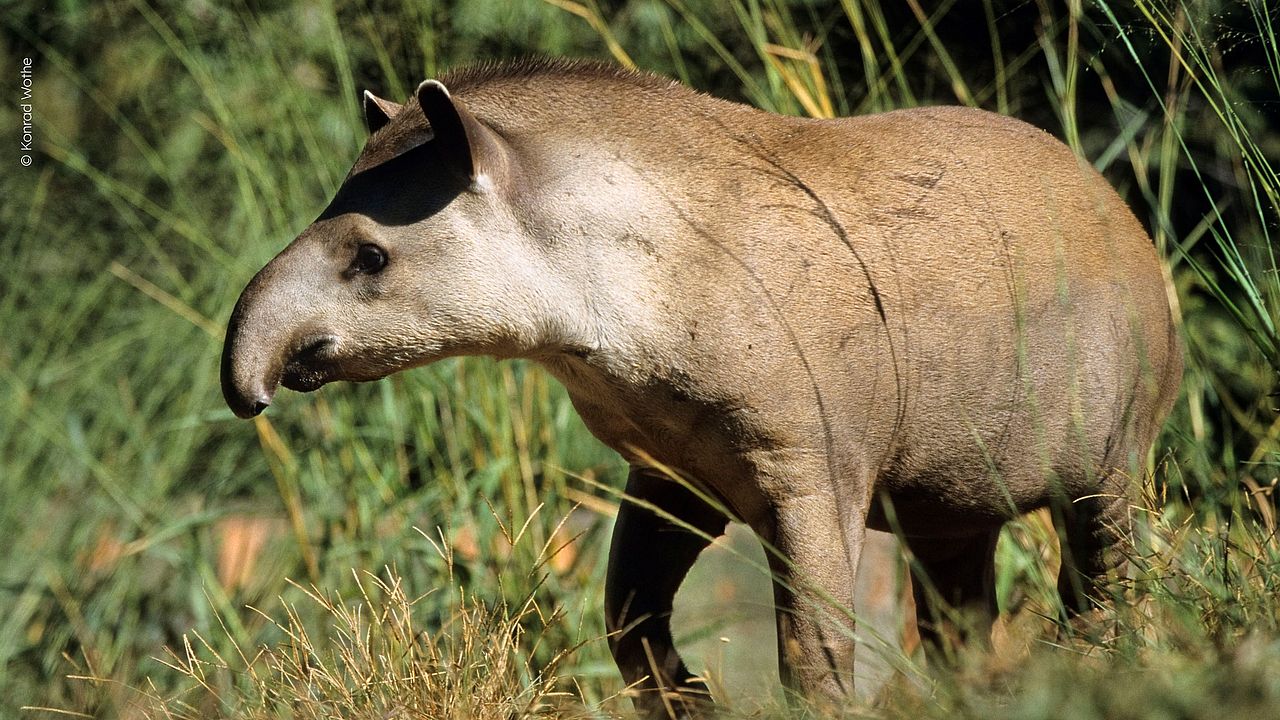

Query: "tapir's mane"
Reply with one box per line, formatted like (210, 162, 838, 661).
(351, 58, 692, 176)
(438, 56, 679, 95)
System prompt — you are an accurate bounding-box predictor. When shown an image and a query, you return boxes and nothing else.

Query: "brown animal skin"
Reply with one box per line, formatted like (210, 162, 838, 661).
(220, 59, 1182, 715)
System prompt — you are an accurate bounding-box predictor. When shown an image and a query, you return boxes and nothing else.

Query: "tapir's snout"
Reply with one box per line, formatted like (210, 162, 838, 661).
(220, 247, 338, 419)
(220, 293, 282, 419)
(221, 362, 274, 418)
(222, 330, 340, 417)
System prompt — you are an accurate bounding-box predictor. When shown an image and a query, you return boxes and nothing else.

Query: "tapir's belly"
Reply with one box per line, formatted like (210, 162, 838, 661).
(865, 473, 1049, 538)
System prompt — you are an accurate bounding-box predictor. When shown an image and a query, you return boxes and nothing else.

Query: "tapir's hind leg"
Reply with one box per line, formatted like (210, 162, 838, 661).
(906, 530, 1001, 654)
(605, 466, 729, 717)
(1056, 489, 1132, 616)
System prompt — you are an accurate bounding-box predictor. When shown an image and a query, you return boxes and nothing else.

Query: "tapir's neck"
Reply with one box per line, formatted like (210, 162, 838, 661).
(454, 77, 772, 382)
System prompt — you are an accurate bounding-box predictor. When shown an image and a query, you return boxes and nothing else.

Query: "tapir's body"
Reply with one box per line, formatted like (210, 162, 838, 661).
(221, 60, 1182, 715)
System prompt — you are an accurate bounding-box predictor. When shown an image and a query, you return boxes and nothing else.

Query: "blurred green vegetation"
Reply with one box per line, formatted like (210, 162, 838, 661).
(1, 0, 1277, 718)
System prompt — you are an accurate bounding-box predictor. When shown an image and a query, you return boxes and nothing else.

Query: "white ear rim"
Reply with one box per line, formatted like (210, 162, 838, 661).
(362, 89, 404, 134)
(416, 78, 503, 189)
(416, 79, 451, 99)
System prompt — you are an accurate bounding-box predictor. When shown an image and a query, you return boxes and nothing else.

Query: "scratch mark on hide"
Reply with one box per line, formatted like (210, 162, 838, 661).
(711, 121, 909, 464)
(625, 160, 844, 514)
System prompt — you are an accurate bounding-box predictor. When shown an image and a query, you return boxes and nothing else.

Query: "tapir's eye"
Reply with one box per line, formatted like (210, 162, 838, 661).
(351, 243, 388, 275)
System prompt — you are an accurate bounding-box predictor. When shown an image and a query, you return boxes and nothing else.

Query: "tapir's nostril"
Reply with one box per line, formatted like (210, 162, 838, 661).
(228, 387, 274, 419)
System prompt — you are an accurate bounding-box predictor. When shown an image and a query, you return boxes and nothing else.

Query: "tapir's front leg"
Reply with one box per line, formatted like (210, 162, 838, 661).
(606, 466, 730, 717)
(768, 491, 860, 702)
(759, 460, 862, 707)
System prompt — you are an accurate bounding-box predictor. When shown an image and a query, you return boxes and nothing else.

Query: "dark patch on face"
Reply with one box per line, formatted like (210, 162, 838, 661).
(319, 138, 470, 227)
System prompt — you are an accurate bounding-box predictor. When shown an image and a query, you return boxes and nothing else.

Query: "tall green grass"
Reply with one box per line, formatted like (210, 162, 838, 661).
(3, 2, 625, 715)
(2, 0, 1277, 718)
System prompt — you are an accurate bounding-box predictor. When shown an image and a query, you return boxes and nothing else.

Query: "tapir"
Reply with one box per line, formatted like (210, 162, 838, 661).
(221, 58, 1182, 714)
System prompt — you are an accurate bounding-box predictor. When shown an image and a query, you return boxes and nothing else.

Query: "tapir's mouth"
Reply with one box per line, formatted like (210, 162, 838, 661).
(281, 367, 330, 392)
(280, 335, 339, 393)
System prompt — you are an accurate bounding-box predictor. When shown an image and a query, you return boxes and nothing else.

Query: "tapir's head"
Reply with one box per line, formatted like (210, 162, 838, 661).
(221, 80, 555, 418)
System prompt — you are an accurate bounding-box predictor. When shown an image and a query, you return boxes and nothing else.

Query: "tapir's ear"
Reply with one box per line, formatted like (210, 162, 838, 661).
(416, 79, 506, 191)
(362, 90, 402, 134)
